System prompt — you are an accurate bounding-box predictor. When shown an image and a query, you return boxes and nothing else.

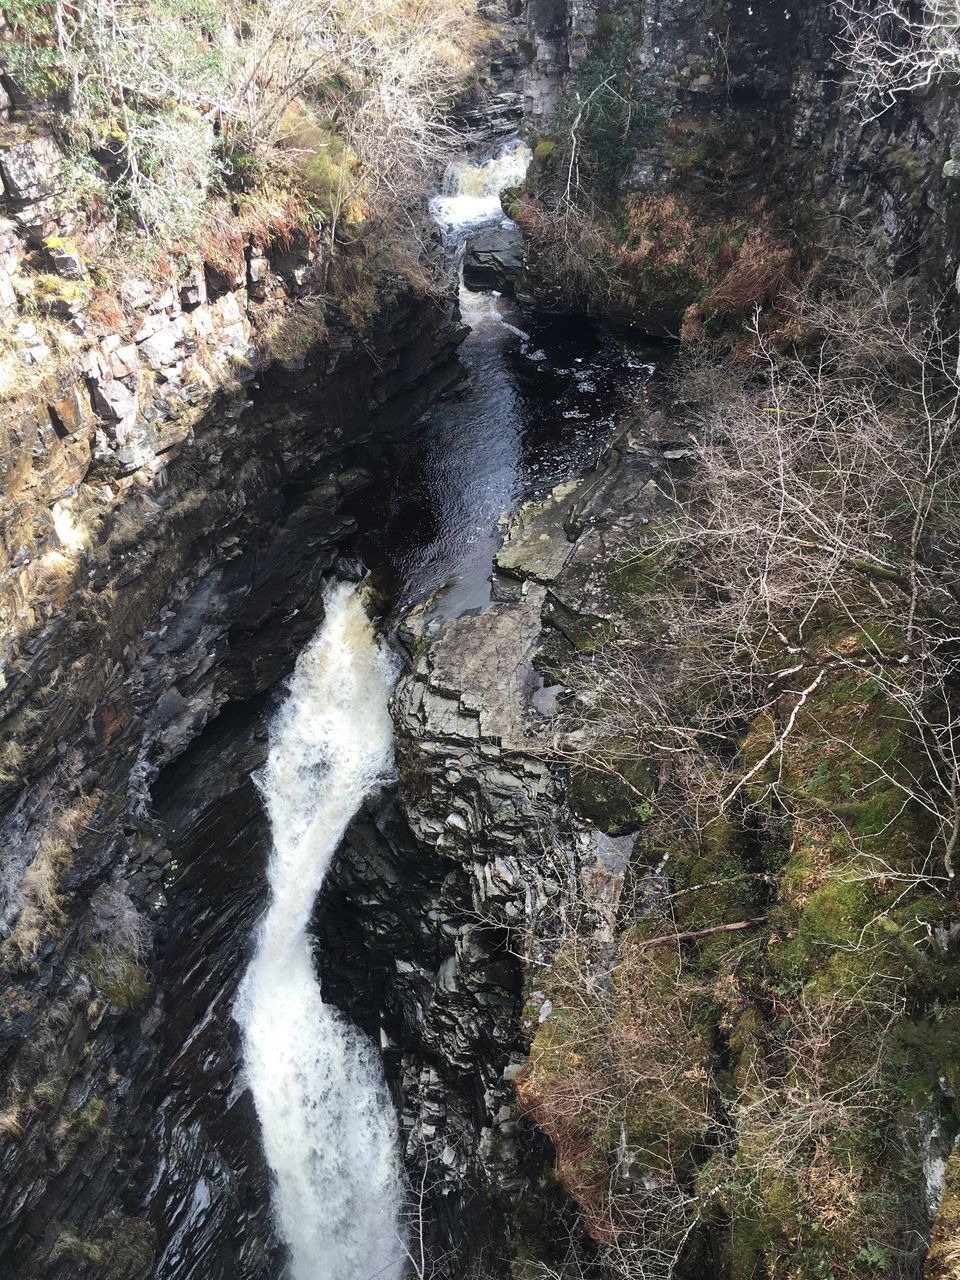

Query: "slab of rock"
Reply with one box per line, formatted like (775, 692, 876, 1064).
(463, 224, 524, 295)
(138, 318, 184, 369)
(495, 478, 582, 583)
(0, 134, 61, 202)
(91, 376, 137, 421)
(179, 268, 206, 309)
(426, 588, 546, 750)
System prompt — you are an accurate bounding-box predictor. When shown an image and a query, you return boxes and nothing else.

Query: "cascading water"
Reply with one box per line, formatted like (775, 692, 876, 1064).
(351, 137, 654, 619)
(234, 583, 405, 1280)
(431, 139, 532, 234)
(232, 137, 654, 1280)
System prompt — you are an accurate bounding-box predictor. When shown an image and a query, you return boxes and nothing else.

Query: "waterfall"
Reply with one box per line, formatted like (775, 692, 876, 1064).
(235, 582, 405, 1280)
(431, 138, 532, 233)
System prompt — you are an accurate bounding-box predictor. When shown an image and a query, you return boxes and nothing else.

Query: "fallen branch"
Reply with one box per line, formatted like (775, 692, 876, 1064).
(721, 670, 826, 809)
(635, 917, 768, 951)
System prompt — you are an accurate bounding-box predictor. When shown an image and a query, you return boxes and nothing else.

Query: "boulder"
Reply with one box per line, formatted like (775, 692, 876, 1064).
(0, 134, 62, 203)
(110, 343, 139, 379)
(45, 238, 85, 280)
(179, 268, 206, 309)
(247, 253, 270, 300)
(91, 376, 137, 421)
(463, 224, 524, 295)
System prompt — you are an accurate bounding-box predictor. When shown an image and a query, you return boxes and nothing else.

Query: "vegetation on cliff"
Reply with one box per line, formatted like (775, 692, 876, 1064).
(0, 0, 484, 391)
(512, 3, 807, 339)
(516, 260, 960, 1279)
(504, 11, 960, 1272)
(2, 0, 480, 254)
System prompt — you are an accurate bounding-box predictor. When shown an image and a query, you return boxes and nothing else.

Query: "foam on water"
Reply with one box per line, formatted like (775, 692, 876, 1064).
(430, 139, 532, 234)
(235, 583, 404, 1280)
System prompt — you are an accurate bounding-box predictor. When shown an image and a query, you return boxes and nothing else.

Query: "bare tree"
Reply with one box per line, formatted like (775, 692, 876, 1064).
(836, 0, 960, 117)
(517, 259, 960, 1277)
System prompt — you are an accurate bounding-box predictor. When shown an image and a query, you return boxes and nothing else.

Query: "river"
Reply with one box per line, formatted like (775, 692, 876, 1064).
(234, 140, 658, 1278)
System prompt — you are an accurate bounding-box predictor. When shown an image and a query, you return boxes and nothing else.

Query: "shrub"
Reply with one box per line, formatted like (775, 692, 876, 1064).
(2, 0, 480, 261)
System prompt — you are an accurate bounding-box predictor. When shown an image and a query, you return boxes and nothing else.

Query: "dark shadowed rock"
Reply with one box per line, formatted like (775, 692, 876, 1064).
(463, 224, 525, 295)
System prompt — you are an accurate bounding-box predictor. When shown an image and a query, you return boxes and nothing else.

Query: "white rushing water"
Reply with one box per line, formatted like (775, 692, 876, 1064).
(235, 139, 538, 1277)
(235, 583, 405, 1280)
(431, 139, 532, 234)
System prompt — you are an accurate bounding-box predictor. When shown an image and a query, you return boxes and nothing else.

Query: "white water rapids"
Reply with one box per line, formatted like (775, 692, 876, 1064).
(431, 139, 532, 234)
(235, 583, 405, 1280)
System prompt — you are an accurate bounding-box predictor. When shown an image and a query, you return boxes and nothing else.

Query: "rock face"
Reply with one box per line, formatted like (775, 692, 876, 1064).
(0, 283, 465, 1278)
(0, 135, 61, 203)
(518, 0, 960, 318)
(316, 587, 565, 1276)
(306, 404, 683, 1276)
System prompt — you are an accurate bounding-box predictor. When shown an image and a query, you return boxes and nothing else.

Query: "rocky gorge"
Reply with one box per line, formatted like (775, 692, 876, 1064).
(3, 1, 960, 1279)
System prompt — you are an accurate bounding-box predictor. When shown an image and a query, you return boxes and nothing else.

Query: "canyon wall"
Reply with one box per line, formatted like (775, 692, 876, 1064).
(0, 162, 465, 1272)
(374, 4, 960, 1278)
(515, 0, 960, 331)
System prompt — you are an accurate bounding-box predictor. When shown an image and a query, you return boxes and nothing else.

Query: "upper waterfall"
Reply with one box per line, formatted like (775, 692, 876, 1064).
(234, 583, 404, 1280)
(431, 139, 532, 234)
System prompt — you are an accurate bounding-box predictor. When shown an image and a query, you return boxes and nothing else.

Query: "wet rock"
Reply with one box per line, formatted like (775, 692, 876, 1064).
(463, 224, 525, 295)
(495, 477, 582, 582)
(0, 283, 467, 1280)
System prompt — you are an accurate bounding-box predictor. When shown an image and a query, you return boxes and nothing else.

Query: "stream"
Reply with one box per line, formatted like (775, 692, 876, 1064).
(350, 143, 660, 619)
(233, 140, 659, 1278)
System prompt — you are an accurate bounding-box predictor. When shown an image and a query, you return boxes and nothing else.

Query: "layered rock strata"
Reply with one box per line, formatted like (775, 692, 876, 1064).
(0, 280, 464, 1278)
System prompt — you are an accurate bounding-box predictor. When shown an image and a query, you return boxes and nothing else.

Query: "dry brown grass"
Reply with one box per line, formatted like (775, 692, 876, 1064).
(86, 287, 127, 336)
(516, 934, 715, 1268)
(28, 548, 83, 607)
(927, 1146, 960, 1280)
(516, 188, 802, 341)
(0, 1105, 24, 1139)
(0, 321, 83, 413)
(2, 792, 103, 966)
(0, 740, 26, 785)
(254, 297, 328, 364)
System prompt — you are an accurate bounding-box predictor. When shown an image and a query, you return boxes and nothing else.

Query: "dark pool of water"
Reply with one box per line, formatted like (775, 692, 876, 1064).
(347, 285, 662, 619)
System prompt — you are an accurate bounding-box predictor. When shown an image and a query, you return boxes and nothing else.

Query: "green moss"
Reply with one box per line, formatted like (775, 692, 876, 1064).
(882, 147, 927, 210)
(567, 756, 652, 835)
(605, 547, 666, 610)
(896, 1010, 960, 1101)
(543, 596, 616, 653)
(596, 11, 624, 37)
(42, 234, 80, 254)
(510, 1163, 574, 1275)
(31, 273, 90, 305)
